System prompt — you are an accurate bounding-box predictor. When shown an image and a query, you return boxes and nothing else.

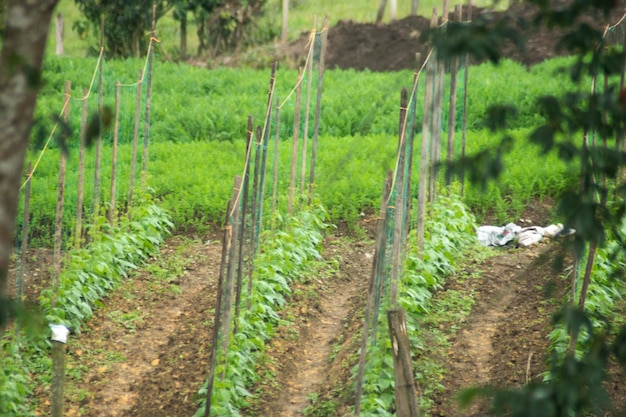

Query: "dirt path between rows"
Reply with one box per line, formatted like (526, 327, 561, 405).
(430, 242, 573, 417)
(41, 235, 222, 417)
(247, 236, 374, 417)
(274, 238, 373, 417)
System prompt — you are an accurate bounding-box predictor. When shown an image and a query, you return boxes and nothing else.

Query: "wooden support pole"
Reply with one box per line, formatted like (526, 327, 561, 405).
(257, 63, 277, 232)
(289, 67, 303, 215)
(51, 341, 66, 417)
(417, 13, 437, 254)
(221, 176, 242, 352)
(142, 4, 157, 185)
(51, 80, 71, 417)
(204, 200, 232, 417)
(309, 19, 329, 197)
(281, 0, 289, 43)
(446, 5, 462, 185)
(108, 81, 121, 226)
(55, 13, 64, 56)
(302, 23, 316, 194)
(460, 0, 472, 196)
(19, 163, 32, 299)
(247, 126, 262, 307)
(75, 87, 88, 248)
(404, 54, 420, 239)
(388, 309, 420, 417)
(429, 7, 443, 203)
(372, 172, 394, 345)
(354, 171, 393, 415)
(272, 99, 281, 215)
(93, 32, 104, 223)
(376, 0, 388, 24)
(52, 80, 71, 308)
(128, 70, 143, 218)
(235, 121, 253, 330)
(390, 89, 408, 308)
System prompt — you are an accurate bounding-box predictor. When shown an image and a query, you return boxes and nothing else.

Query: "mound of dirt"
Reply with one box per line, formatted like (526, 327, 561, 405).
(284, 2, 626, 71)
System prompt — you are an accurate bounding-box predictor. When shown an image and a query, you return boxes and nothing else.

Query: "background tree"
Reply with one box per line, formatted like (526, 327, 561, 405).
(74, 0, 169, 58)
(190, 0, 269, 56)
(0, 0, 59, 325)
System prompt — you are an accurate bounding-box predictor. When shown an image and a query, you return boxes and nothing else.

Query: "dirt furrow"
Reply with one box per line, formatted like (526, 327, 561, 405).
(249, 236, 374, 417)
(58, 236, 222, 417)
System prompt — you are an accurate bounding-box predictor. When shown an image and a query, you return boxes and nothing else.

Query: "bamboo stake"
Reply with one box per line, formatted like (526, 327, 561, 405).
(372, 173, 394, 345)
(388, 309, 420, 417)
(93, 22, 104, 224)
(142, 4, 157, 184)
(272, 98, 281, 216)
(289, 67, 303, 215)
(204, 200, 232, 417)
(460, 0, 472, 196)
(128, 70, 143, 219)
(446, 5, 462, 183)
(302, 20, 316, 193)
(247, 126, 262, 309)
(404, 58, 420, 241)
(108, 81, 121, 226)
(429, 7, 442, 203)
(390, 89, 408, 308)
(354, 171, 393, 416)
(257, 63, 277, 236)
(309, 18, 329, 197)
(75, 88, 87, 248)
(417, 13, 437, 254)
(52, 80, 71, 308)
(221, 176, 242, 353)
(19, 163, 32, 300)
(235, 119, 253, 331)
(51, 80, 71, 417)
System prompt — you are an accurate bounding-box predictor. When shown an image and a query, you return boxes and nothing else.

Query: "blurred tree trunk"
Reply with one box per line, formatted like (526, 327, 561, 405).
(281, 0, 288, 43)
(389, 0, 397, 21)
(180, 12, 187, 58)
(412, 0, 418, 15)
(376, 0, 387, 23)
(0, 0, 58, 307)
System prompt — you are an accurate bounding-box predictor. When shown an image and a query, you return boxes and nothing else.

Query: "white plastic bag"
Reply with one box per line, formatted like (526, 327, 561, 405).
(477, 223, 521, 246)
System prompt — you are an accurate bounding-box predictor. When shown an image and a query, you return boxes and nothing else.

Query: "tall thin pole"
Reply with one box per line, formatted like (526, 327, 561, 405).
(460, 0, 472, 196)
(93, 17, 104, 223)
(417, 12, 437, 254)
(51, 80, 71, 417)
(301, 20, 316, 193)
(128, 70, 143, 218)
(309, 18, 329, 196)
(19, 163, 32, 299)
(354, 172, 393, 415)
(109, 81, 121, 226)
(272, 98, 281, 215)
(446, 5, 462, 184)
(288, 67, 303, 215)
(75, 87, 88, 248)
(142, 4, 157, 184)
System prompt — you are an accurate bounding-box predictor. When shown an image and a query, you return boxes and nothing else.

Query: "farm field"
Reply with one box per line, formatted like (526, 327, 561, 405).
(4, 2, 626, 417)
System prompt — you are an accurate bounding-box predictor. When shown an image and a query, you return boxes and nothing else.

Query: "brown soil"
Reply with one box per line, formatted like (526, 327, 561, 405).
(19, 205, 626, 417)
(282, 2, 626, 71)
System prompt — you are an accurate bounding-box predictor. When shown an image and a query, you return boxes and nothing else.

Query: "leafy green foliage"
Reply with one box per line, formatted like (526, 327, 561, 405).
(355, 194, 478, 416)
(195, 205, 330, 416)
(73, 0, 169, 58)
(0, 201, 171, 416)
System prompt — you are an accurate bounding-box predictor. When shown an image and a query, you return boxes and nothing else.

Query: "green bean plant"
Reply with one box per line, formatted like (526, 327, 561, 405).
(354, 192, 478, 416)
(195, 203, 331, 416)
(0, 198, 172, 416)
